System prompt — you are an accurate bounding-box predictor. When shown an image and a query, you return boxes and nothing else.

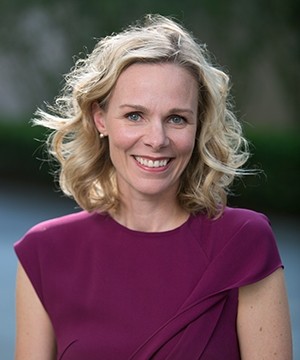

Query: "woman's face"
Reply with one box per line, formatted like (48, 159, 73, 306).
(93, 63, 198, 202)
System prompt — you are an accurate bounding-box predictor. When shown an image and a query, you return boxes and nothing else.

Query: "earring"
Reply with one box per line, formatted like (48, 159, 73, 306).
(99, 133, 105, 138)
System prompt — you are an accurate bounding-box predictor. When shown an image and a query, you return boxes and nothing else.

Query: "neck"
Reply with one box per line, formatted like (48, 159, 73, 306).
(112, 195, 189, 232)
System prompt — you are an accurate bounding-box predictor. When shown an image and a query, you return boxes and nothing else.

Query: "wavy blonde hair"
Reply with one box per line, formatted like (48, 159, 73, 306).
(35, 14, 250, 217)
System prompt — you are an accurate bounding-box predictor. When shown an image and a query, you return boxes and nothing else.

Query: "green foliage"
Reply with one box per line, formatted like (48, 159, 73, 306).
(229, 129, 300, 215)
(0, 121, 52, 184)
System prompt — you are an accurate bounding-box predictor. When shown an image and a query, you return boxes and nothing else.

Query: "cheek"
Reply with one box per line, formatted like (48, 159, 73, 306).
(108, 129, 137, 157)
(176, 133, 196, 157)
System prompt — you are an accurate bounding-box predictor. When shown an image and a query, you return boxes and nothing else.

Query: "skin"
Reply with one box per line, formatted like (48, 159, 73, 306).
(93, 63, 199, 232)
(237, 268, 293, 359)
(15, 62, 293, 359)
(15, 264, 56, 360)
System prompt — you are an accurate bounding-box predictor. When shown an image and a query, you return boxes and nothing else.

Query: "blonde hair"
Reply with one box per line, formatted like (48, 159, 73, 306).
(35, 14, 250, 217)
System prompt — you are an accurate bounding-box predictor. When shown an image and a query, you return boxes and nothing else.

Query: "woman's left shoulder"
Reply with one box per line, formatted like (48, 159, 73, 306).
(221, 206, 271, 227)
(188, 207, 283, 293)
(212, 207, 276, 243)
(196, 207, 275, 246)
(219, 207, 278, 249)
(221, 207, 282, 287)
(189, 207, 279, 265)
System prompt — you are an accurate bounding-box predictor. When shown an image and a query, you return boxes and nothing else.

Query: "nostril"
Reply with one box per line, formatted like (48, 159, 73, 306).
(144, 139, 170, 150)
(143, 131, 170, 149)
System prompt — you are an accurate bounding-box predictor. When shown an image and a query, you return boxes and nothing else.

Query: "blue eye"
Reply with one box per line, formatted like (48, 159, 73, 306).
(127, 112, 141, 121)
(169, 115, 185, 125)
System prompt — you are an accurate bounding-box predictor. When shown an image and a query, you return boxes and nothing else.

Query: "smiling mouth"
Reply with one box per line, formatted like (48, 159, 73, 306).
(134, 156, 171, 168)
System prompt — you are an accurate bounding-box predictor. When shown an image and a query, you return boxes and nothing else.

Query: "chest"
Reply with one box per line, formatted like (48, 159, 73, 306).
(42, 235, 210, 359)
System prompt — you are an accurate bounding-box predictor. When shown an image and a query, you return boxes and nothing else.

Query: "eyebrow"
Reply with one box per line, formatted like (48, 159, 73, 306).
(119, 104, 195, 115)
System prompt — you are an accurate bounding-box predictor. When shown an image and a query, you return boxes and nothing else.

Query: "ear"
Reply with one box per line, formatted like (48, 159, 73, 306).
(92, 102, 107, 135)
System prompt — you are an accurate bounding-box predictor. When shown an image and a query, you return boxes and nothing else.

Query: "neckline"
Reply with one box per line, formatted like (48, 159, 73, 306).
(99, 212, 195, 237)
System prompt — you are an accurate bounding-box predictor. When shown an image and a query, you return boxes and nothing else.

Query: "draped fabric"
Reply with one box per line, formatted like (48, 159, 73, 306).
(14, 208, 282, 359)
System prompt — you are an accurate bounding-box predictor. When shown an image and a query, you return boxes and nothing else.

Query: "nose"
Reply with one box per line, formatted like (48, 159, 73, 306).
(143, 120, 170, 150)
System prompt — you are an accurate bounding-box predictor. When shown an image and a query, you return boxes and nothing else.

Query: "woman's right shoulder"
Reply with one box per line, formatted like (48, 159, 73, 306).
(25, 210, 93, 232)
(15, 210, 106, 248)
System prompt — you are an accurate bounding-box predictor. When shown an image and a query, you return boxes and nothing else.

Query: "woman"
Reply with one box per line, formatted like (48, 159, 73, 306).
(14, 14, 292, 359)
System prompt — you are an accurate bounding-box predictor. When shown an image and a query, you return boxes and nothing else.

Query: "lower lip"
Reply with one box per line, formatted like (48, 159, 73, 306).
(134, 158, 171, 172)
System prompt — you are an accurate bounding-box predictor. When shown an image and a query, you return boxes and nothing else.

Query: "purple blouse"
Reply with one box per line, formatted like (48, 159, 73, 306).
(14, 207, 282, 359)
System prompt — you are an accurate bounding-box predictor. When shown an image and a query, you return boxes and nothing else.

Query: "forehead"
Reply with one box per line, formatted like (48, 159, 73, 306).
(109, 63, 199, 107)
(117, 62, 197, 87)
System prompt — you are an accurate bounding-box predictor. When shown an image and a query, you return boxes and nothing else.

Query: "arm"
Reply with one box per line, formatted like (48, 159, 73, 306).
(237, 268, 293, 359)
(15, 262, 56, 360)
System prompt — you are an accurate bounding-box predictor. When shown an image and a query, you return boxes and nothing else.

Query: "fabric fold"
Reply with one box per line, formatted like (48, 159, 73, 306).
(129, 212, 282, 359)
(129, 293, 228, 359)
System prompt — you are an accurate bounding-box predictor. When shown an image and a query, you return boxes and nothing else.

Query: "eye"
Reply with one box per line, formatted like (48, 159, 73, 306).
(126, 112, 141, 122)
(169, 115, 186, 125)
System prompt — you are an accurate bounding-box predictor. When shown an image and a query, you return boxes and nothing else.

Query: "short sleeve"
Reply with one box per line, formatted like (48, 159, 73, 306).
(226, 212, 283, 288)
(14, 211, 94, 313)
(199, 209, 283, 295)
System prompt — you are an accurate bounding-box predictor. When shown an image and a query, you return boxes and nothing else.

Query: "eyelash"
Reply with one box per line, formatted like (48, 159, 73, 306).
(168, 115, 186, 125)
(125, 112, 187, 125)
(126, 112, 141, 121)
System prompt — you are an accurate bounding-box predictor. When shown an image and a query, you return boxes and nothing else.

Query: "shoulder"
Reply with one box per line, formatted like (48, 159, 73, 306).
(13, 211, 109, 309)
(219, 207, 277, 250)
(206, 207, 274, 243)
(214, 207, 271, 232)
(221, 207, 274, 242)
(220, 206, 278, 251)
(191, 207, 274, 250)
(216, 208, 282, 287)
(14, 211, 107, 252)
(189, 208, 282, 291)
(221, 206, 270, 226)
(191, 207, 282, 276)
(23, 210, 98, 235)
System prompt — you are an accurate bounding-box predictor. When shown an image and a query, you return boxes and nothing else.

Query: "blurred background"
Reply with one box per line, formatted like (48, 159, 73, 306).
(0, 0, 299, 358)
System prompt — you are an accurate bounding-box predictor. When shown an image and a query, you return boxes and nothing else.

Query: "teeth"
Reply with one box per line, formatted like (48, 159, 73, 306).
(135, 157, 169, 168)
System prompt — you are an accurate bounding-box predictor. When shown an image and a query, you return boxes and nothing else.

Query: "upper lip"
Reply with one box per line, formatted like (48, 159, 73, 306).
(133, 156, 172, 167)
(133, 155, 172, 160)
